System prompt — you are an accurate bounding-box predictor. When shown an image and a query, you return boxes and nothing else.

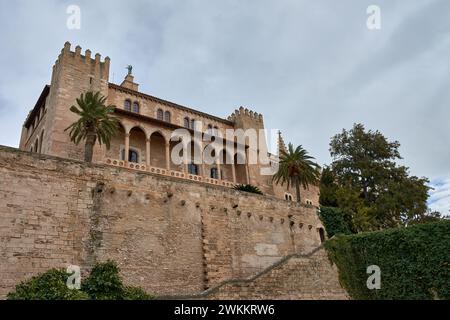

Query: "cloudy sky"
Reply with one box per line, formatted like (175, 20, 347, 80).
(0, 0, 449, 214)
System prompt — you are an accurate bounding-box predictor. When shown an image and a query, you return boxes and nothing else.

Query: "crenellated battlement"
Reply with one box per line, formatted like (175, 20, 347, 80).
(52, 42, 110, 81)
(228, 106, 263, 122)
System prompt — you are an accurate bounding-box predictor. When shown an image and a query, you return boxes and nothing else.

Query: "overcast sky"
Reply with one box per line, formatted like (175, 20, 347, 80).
(0, 0, 449, 214)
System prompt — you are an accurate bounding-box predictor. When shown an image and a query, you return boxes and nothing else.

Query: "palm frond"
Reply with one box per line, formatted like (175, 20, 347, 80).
(65, 91, 119, 154)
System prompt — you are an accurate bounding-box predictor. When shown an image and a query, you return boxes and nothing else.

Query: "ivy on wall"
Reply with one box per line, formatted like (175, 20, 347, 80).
(325, 220, 450, 300)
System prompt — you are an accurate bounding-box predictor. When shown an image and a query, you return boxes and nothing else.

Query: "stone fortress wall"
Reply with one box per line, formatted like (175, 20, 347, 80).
(0, 146, 344, 299)
(7, 42, 343, 300)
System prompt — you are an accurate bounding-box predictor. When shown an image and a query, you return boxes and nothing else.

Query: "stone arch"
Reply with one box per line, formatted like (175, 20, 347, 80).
(185, 140, 203, 175)
(150, 131, 167, 168)
(169, 138, 183, 171)
(34, 138, 39, 153)
(128, 126, 146, 163)
(127, 123, 149, 137)
(148, 129, 169, 142)
(203, 145, 220, 178)
(219, 148, 234, 182)
(39, 130, 44, 154)
(234, 152, 248, 185)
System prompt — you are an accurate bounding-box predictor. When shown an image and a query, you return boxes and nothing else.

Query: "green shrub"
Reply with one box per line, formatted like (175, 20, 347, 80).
(233, 184, 263, 195)
(7, 269, 89, 300)
(123, 286, 155, 300)
(82, 260, 125, 300)
(319, 206, 353, 237)
(8, 260, 155, 300)
(325, 220, 450, 300)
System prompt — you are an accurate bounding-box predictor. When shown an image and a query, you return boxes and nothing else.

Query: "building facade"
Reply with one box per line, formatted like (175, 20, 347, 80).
(19, 42, 319, 205)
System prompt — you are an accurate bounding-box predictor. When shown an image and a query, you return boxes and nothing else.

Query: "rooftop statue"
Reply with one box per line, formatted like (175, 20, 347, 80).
(126, 65, 133, 75)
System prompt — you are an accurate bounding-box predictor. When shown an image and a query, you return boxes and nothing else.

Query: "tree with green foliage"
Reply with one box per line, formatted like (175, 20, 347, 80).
(65, 91, 119, 163)
(327, 123, 430, 232)
(273, 143, 321, 203)
(408, 210, 448, 225)
(82, 260, 125, 300)
(319, 166, 339, 207)
(319, 206, 353, 237)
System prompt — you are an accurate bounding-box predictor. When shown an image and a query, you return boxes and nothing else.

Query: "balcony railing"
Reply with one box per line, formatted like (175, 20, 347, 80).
(103, 158, 236, 188)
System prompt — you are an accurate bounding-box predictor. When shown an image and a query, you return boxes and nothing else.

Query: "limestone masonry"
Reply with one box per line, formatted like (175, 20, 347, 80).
(18, 42, 319, 204)
(0, 43, 347, 299)
(0, 147, 346, 299)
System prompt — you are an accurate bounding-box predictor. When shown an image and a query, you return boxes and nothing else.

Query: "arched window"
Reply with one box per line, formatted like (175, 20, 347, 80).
(132, 102, 139, 113)
(188, 163, 199, 175)
(121, 149, 139, 163)
(34, 139, 39, 153)
(164, 111, 171, 123)
(318, 228, 326, 243)
(211, 167, 219, 179)
(124, 100, 131, 111)
(157, 109, 164, 120)
(208, 124, 213, 130)
(39, 130, 44, 154)
(184, 117, 190, 128)
(191, 119, 196, 130)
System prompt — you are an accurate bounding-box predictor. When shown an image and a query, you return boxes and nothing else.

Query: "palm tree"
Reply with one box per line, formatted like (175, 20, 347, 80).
(273, 143, 321, 203)
(65, 91, 119, 163)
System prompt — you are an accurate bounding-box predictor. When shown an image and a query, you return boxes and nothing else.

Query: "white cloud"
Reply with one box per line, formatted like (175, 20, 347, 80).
(429, 178, 450, 215)
(0, 0, 449, 191)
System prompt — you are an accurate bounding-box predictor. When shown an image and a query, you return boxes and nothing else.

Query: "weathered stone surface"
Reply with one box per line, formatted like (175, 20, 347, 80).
(0, 146, 340, 299)
(203, 247, 348, 300)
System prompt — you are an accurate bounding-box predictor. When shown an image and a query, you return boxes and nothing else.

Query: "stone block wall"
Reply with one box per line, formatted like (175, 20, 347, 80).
(202, 247, 348, 300)
(0, 146, 331, 299)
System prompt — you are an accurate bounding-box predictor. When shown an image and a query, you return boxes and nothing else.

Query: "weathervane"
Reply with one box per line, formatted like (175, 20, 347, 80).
(126, 65, 133, 76)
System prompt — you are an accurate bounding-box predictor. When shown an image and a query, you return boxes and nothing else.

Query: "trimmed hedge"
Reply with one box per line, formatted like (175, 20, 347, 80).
(319, 206, 353, 237)
(325, 220, 450, 300)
